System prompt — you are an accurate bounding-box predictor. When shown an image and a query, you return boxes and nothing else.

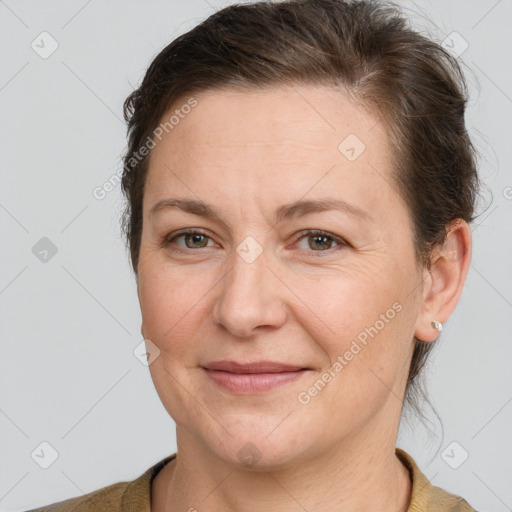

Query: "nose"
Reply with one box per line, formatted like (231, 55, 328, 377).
(211, 241, 287, 338)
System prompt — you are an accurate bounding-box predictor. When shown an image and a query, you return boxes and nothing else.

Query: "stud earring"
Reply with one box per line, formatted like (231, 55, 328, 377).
(431, 320, 443, 332)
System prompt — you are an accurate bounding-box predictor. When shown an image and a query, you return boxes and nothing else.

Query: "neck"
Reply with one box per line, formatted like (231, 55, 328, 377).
(152, 427, 412, 512)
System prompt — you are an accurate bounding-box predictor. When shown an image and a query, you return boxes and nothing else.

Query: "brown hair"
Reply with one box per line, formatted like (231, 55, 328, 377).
(120, 0, 479, 426)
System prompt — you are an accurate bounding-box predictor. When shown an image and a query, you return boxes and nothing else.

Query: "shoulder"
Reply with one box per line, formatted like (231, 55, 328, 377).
(23, 481, 130, 512)
(395, 448, 479, 512)
(428, 483, 480, 512)
(24, 453, 177, 512)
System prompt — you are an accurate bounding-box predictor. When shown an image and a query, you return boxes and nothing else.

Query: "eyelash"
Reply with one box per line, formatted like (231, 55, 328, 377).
(163, 228, 348, 256)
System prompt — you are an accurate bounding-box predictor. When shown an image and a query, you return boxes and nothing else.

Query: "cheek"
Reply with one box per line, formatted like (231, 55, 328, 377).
(138, 265, 191, 342)
(138, 259, 219, 362)
(138, 266, 209, 424)
(292, 265, 413, 391)
(290, 262, 400, 340)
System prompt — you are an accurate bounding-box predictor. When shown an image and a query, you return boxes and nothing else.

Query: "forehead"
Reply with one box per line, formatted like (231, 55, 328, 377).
(145, 84, 399, 219)
(159, 84, 386, 151)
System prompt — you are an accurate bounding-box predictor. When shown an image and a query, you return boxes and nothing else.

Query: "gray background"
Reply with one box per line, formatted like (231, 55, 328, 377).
(1, 1, 511, 511)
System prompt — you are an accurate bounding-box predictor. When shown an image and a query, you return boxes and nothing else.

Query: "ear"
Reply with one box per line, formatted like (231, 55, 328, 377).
(414, 219, 472, 342)
(135, 272, 146, 339)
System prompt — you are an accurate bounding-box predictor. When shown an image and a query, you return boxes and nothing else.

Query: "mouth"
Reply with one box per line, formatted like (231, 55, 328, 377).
(201, 360, 311, 394)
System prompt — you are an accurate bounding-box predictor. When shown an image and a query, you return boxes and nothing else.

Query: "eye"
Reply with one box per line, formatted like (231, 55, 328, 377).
(164, 229, 216, 253)
(294, 229, 348, 255)
(163, 228, 348, 255)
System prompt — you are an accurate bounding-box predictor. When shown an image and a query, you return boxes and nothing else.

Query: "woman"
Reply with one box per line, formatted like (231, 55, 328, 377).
(27, 0, 480, 510)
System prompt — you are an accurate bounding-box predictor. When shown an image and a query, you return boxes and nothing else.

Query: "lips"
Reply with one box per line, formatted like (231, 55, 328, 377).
(201, 360, 310, 394)
(201, 360, 306, 374)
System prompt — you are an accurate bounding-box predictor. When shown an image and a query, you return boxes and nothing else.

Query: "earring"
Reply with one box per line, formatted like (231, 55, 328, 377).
(431, 320, 443, 332)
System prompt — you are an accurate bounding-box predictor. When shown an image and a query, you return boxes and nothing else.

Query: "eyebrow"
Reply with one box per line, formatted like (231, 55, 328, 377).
(149, 197, 372, 227)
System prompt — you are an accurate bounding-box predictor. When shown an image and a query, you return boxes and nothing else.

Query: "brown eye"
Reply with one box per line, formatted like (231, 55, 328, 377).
(295, 230, 348, 255)
(306, 234, 335, 251)
(164, 229, 215, 252)
(182, 233, 209, 249)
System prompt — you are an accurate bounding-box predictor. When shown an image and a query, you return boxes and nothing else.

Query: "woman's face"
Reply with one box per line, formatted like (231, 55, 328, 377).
(137, 84, 426, 468)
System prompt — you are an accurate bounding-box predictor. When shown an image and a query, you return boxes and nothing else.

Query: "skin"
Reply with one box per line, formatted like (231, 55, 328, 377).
(136, 84, 472, 511)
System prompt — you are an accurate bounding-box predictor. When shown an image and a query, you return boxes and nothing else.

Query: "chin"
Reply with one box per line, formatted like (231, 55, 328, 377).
(200, 422, 313, 472)
(221, 443, 301, 472)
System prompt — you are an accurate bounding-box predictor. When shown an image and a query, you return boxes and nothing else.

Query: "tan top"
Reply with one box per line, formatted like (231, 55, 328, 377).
(25, 448, 478, 511)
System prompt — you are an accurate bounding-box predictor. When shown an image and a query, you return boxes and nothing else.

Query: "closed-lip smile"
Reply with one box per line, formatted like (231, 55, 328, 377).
(201, 360, 311, 393)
